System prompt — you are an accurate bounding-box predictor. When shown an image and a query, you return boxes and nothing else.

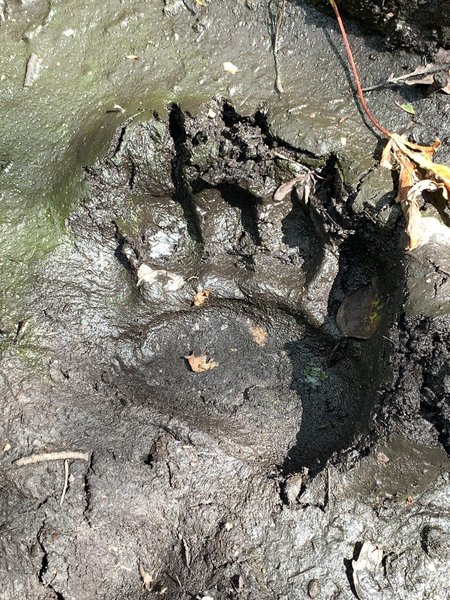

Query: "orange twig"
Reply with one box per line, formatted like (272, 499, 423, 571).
(328, 0, 392, 138)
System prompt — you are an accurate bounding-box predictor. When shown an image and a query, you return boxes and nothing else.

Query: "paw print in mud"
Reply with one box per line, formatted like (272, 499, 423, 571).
(81, 102, 394, 474)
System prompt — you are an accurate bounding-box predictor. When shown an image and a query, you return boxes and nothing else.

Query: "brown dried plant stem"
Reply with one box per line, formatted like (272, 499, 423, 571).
(327, 0, 392, 138)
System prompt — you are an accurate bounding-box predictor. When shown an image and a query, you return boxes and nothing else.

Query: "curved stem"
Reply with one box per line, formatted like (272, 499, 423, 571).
(328, 0, 392, 138)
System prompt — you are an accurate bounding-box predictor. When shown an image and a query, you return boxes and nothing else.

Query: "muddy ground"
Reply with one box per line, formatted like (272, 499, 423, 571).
(312, 0, 450, 52)
(1, 1, 450, 599)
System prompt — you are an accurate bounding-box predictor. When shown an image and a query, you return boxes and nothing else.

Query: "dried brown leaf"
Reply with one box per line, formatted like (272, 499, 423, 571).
(391, 134, 450, 196)
(273, 177, 305, 202)
(380, 137, 395, 170)
(250, 324, 267, 347)
(192, 289, 210, 307)
(185, 352, 218, 373)
(381, 134, 450, 248)
(139, 563, 153, 591)
(387, 63, 450, 86)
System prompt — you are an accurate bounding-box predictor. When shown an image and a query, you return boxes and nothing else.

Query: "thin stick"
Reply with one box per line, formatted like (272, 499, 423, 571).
(15, 451, 90, 466)
(60, 460, 69, 506)
(274, 0, 287, 93)
(328, 0, 392, 138)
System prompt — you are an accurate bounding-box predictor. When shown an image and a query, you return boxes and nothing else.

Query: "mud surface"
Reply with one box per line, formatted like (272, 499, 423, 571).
(313, 0, 450, 52)
(1, 101, 449, 600)
(1, 1, 450, 599)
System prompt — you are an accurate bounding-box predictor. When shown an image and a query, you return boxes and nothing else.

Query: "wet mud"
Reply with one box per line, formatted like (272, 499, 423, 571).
(1, 101, 449, 599)
(310, 0, 450, 52)
(1, 1, 450, 599)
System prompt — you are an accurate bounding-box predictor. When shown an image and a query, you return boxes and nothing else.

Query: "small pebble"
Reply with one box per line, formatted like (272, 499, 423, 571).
(307, 578, 320, 598)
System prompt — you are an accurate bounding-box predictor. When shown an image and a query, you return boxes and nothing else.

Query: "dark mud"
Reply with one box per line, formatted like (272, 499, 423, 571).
(1, 1, 450, 598)
(309, 0, 450, 52)
(1, 99, 449, 599)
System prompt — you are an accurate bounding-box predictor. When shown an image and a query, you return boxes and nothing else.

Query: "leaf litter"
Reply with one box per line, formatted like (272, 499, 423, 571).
(395, 101, 415, 115)
(386, 49, 450, 94)
(185, 352, 218, 373)
(273, 168, 317, 204)
(352, 542, 383, 600)
(249, 323, 268, 347)
(192, 289, 210, 307)
(329, 0, 450, 250)
(138, 563, 153, 591)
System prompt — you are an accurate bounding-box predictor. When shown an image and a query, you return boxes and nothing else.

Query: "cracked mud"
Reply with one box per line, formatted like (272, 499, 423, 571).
(1, 1, 450, 599)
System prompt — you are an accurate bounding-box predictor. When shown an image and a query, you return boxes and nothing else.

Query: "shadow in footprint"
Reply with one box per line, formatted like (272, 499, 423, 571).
(282, 206, 405, 476)
(283, 334, 367, 474)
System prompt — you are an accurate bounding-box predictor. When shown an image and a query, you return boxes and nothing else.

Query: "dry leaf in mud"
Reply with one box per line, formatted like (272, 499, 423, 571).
(24, 53, 41, 88)
(192, 289, 210, 307)
(273, 177, 305, 202)
(381, 134, 450, 249)
(352, 542, 383, 600)
(137, 264, 160, 286)
(386, 50, 450, 94)
(185, 352, 218, 373)
(138, 563, 153, 591)
(273, 171, 316, 204)
(336, 284, 382, 340)
(249, 324, 267, 347)
(328, 0, 450, 251)
(376, 451, 389, 465)
(164, 273, 185, 291)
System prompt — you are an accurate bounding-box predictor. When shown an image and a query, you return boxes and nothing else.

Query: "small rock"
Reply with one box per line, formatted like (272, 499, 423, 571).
(307, 578, 321, 598)
(376, 451, 389, 465)
(284, 473, 303, 505)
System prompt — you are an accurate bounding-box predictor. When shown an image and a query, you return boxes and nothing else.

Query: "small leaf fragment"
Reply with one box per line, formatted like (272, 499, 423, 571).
(24, 53, 41, 88)
(396, 101, 415, 115)
(137, 264, 185, 291)
(192, 289, 210, 307)
(164, 272, 185, 291)
(137, 264, 159, 286)
(185, 352, 218, 373)
(138, 563, 153, 591)
(249, 324, 267, 347)
(376, 451, 389, 465)
(304, 366, 327, 386)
